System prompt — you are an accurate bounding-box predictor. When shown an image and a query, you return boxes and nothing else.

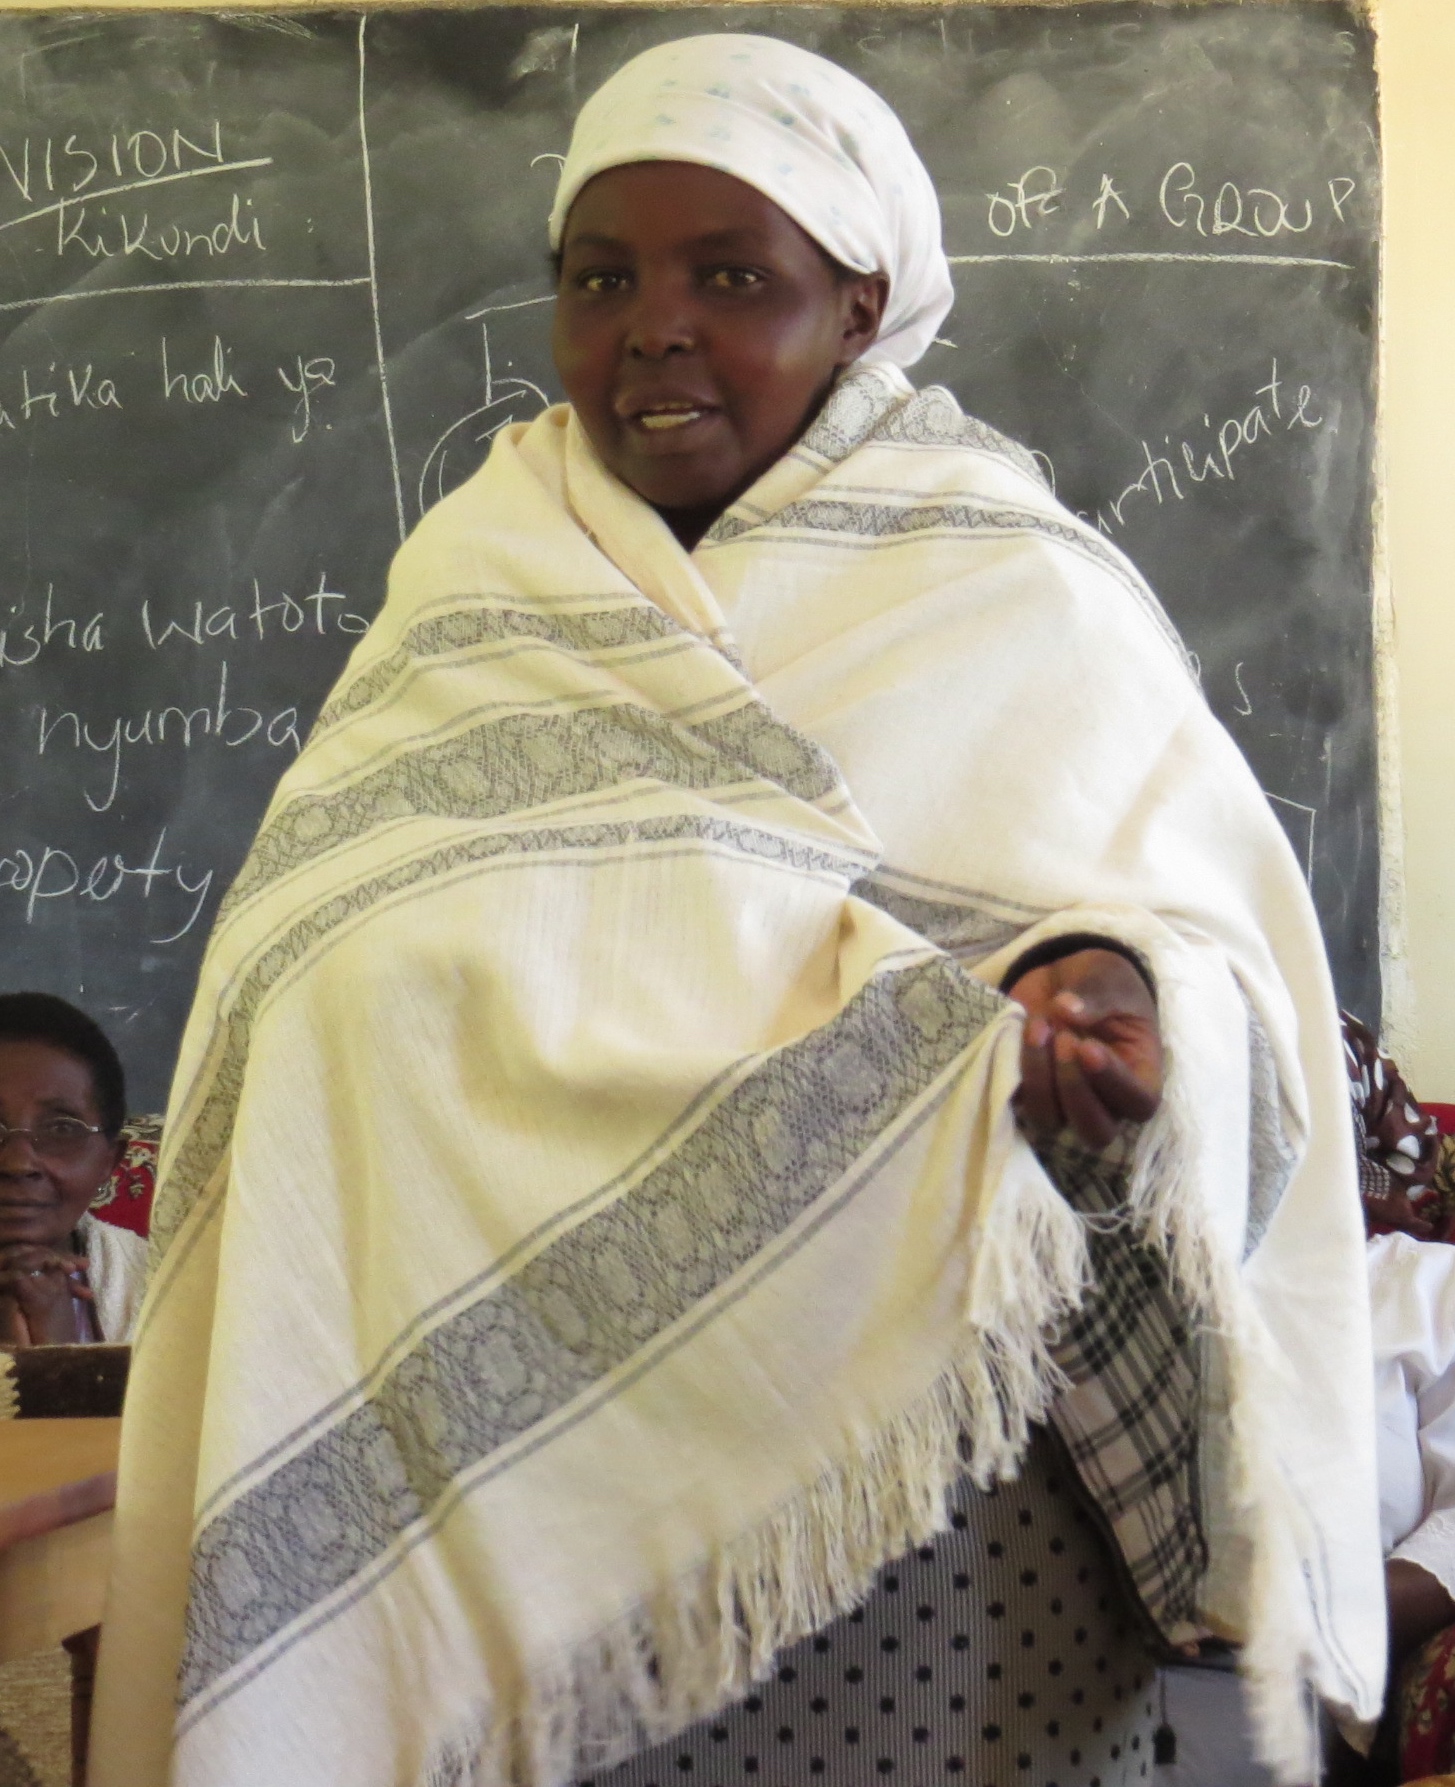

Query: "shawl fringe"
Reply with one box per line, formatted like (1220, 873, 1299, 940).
(1131, 989, 1323, 1781)
(487, 1152, 1091, 1787)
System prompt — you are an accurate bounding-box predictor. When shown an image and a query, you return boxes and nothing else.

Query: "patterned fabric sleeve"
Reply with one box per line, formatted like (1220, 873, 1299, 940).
(1035, 1130, 1207, 1650)
(87, 1115, 162, 1240)
(1341, 1013, 1445, 1238)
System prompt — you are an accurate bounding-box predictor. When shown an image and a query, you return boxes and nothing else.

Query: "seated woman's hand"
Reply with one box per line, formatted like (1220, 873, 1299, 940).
(1005, 947, 1163, 1151)
(0, 1244, 93, 1345)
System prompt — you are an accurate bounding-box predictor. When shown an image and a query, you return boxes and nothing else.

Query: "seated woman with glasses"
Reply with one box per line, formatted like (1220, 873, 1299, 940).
(0, 991, 149, 1346)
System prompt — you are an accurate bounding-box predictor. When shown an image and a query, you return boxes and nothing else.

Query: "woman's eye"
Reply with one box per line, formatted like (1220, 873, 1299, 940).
(576, 269, 631, 295)
(704, 266, 766, 290)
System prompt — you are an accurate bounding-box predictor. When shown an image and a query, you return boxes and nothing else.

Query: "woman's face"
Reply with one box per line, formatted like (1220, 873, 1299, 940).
(0, 1041, 120, 1250)
(553, 161, 888, 532)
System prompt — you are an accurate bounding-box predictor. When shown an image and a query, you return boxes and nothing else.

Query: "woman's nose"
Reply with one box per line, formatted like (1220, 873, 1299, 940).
(624, 283, 696, 359)
(0, 1132, 42, 1173)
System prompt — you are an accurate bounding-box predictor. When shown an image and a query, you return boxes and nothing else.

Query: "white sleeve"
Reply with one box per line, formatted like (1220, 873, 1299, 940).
(1391, 1510, 1455, 1599)
(1374, 1235, 1455, 1594)
(79, 1213, 150, 1344)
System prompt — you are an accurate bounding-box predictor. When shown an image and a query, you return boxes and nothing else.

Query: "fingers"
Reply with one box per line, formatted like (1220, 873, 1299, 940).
(0, 1300, 27, 1347)
(1010, 947, 1166, 1150)
(1042, 985, 1162, 1094)
(0, 1251, 93, 1304)
(1015, 1015, 1063, 1136)
(1017, 1021, 1121, 1147)
(1007, 951, 1156, 1028)
(1075, 1037, 1161, 1125)
(1052, 1031, 1120, 1151)
(1016, 1024, 1161, 1151)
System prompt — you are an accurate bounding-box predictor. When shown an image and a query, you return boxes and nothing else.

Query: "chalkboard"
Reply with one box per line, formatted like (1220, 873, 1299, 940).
(0, 3, 1379, 1112)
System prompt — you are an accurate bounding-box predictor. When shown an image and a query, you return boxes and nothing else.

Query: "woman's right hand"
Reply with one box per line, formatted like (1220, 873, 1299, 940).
(1005, 947, 1164, 1151)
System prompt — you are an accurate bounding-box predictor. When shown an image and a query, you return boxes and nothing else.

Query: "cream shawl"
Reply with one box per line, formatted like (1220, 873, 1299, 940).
(92, 364, 1382, 1787)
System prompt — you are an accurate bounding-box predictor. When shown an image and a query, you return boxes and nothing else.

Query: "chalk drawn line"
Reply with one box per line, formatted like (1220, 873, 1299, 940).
(466, 293, 554, 320)
(0, 158, 275, 238)
(357, 14, 405, 544)
(948, 251, 1353, 271)
(417, 322, 551, 516)
(1267, 792, 1317, 885)
(417, 400, 523, 518)
(0, 276, 371, 316)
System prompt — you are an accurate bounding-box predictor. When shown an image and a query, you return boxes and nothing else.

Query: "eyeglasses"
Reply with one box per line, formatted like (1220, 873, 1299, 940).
(0, 1119, 107, 1161)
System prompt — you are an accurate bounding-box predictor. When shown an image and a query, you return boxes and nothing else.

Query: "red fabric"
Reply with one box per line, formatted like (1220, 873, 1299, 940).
(1402, 1624, 1455, 1779)
(87, 1116, 161, 1239)
(1429, 1104, 1455, 1139)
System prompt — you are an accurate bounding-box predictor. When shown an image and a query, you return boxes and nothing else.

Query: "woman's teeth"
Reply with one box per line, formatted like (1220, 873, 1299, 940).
(639, 410, 703, 431)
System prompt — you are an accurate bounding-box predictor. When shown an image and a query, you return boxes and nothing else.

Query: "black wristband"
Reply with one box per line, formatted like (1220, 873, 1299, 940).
(998, 932, 1156, 1002)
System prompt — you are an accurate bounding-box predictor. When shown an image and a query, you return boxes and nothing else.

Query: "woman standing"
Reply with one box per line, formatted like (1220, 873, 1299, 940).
(93, 36, 1380, 1787)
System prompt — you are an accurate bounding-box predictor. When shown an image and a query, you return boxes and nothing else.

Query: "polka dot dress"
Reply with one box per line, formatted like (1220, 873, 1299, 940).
(588, 1430, 1158, 1787)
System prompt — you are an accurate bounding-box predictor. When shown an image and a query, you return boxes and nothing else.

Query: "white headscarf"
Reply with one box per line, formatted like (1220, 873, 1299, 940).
(548, 34, 955, 371)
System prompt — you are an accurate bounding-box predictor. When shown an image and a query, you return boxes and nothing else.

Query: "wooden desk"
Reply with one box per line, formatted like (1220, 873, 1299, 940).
(0, 1419, 119, 1662)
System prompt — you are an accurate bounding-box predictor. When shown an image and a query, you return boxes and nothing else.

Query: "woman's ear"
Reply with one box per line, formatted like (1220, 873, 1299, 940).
(837, 272, 891, 366)
(101, 1133, 125, 1191)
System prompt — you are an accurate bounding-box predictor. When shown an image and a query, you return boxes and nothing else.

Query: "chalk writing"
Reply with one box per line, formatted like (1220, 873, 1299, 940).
(1089, 360, 1324, 535)
(0, 359, 122, 432)
(1093, 175, 1131, 229)
(140, 577, 367, 647)
(986, 166, 1064, 237)
(0, 828, 213, 942)
(162, 335, 246, 404)
(38, 662, 303, 814)
(58, 191, 264, 262)
(0, 587, 105, 669)
(0, 123, 228, 207)
(964, 164, 1359, 255)
(1159, 163, 1314, 238)
(277, 354, 337, 442)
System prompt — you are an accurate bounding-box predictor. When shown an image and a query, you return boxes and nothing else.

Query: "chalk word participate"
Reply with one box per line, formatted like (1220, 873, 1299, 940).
(0, 829, 213, 943)
(1090, 360, 1323, 536)
(37, 661, 303, 814)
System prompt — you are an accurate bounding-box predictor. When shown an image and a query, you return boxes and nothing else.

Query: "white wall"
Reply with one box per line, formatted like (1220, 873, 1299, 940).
(1379, 0, 1455, 1096)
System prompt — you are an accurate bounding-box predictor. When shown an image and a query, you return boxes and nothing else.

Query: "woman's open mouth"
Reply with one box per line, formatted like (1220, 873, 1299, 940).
(638, 409, 704, 431)
(619, 396, 718, 439)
